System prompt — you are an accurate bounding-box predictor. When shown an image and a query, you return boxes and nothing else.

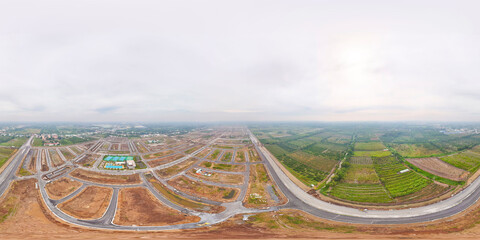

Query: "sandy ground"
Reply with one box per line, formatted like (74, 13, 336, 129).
(45, 177, 83, 200)
(70, 169, 141, 185)
(57, 186, 112, 220)
(2, 179, 480, 239)
(114, 187, 200, 226)
(168, 176, 240, 202)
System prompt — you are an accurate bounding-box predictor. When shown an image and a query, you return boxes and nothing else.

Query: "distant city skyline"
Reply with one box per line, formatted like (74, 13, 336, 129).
(1, 0, 479, 122)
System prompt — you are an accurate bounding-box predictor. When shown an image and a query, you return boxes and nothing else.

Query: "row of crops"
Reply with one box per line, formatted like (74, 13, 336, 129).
(330, 183, 393, 203)
(374, 157, 431, 197)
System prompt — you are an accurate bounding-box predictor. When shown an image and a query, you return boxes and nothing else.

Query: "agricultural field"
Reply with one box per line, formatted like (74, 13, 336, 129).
(373, 156, 431, 198)
(440, 151, 480, 172)
(354, 142, 386, 151)
(407, 157, 469, 181)
(342, 164, 380, 184)
(0, 147, 16, 169)
(330, 183, 393, 203)
(353, 150, 392, 158)
(0, 137, 27, 148)
(388, 143, 444, 157)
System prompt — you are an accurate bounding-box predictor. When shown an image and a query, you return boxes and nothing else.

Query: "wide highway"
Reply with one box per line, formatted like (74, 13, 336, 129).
(248, 129, 480, 224)
(0, 136, 33, 197)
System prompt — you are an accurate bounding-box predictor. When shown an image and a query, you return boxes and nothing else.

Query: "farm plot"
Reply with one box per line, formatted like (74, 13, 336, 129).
(350, 156, 373, 165)
(148, 153, 185, 168)
(374, 157, 431, 197)
(235, 150, 246, 162)
(243, 164, 286, 208)
(147, 176, 225, 213)
(168, 176, 239, 202)
(343, 164, 380, 184)
(207, 149, 222, 161)
(220, 150, 233, 162)
(70, 169, 141, 185)
(156, 158, 197, 178)
(59, 148, 75, 161)
(354, 150, 392, 158)
(330, 183, 393, 203)
(407, 157, 469, 181)
(45, 177, 83, 200)
(58, 186, 112, 220)
(0, 147, 16, 169)
(48, 149, 65, 167)
(188, 169, 244, 185)
(200, 161, 246, 172)
(440, 151, 480, 172)
(395, 182, 451, 204)
(389, 143, 443, 157)
(114, 187, 200, 226)
(287, 151, 337, 173)
(143, 150, 175, 160)
(354, 142, 386, 151)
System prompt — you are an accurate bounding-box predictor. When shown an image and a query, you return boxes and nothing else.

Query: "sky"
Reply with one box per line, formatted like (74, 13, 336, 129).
(1, 0, 479, 122)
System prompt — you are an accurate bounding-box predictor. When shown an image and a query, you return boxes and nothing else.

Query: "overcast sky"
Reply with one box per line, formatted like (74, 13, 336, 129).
(1, 0, 479, 122)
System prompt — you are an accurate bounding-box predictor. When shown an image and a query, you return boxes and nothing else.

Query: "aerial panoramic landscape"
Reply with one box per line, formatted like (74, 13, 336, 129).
(1, 0, 480, 239)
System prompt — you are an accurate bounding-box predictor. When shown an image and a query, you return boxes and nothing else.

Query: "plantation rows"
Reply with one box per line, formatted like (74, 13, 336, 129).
(440, 151, 480, 172)
(330, 183, 393, 203)
(374, 157, 431, 197)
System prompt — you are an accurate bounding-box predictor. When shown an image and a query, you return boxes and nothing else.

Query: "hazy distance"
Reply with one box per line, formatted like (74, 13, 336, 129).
(1, 0, 479, 122)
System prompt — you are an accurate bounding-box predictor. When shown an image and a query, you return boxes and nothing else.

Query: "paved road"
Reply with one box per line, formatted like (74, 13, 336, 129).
(248, 129, 480, 224)
(0, 136, 33, 197)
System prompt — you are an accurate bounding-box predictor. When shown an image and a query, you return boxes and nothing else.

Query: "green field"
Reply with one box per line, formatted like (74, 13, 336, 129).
(354, 142, 385, 151)
(374, 157, 431, 197)
(353, 150, 392, 158)
(330, 183, 393, 203)
(0, 147, 16, 169)
(342, 164, 380, 184)
(0, 137, 27, 148)
(440, 151, 480, 172)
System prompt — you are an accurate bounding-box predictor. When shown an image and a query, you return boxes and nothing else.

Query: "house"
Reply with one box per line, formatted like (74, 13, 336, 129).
(126, 160, 136, 169)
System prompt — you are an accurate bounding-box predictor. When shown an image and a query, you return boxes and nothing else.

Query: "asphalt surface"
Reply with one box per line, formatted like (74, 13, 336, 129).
(0, 136, 33, 197)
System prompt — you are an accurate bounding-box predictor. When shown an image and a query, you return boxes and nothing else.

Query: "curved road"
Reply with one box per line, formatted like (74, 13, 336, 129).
(3, 133, 480, 230)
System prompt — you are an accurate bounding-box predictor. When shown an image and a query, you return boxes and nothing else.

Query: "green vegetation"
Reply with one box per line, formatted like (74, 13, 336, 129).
(330, 183, 392, 203)
(354, 142, 386, 151)
(0, 147, 16, 169)
(32, 138, 43, 147)
(0, 137, 27, 148)
(208, 149, 221, 160)
(440, 151, 480, 172)
(221, 152, 232, 162)
(353, 150, 392, 158)
(18, 168, 32, 176)
(59, 136, 93, 145)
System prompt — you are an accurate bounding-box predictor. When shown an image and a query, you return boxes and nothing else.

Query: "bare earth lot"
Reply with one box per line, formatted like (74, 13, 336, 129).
(114, 187, 200, 226)
(45, 177, 83, 200)
(70, 169, 141, 185)
(168, 176, 239, 202)
(407, 157, 469, 181)
(148, 153, 185, 167)
(57, 186, 112, 220)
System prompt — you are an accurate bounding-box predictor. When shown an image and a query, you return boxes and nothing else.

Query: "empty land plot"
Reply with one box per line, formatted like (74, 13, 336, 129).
(349, 156, 373, 165)
(76, 154, 99, 167)
(353, 150, 392, 158)
(58, 186, 112, 220)
(147, 176, 225, 213)
(196, 148, 212, 158)
(48, 149, 65, 167)
(407, 157, 469, 181)
(330, 183, 393, 203)
(59, 148, 75, 161)
(243, 164, 286, 208)
(440, 151, 480, 172)
(70, 169, 141, 185)
(188, 169, 244, 185)
(354, 142, 386, 151)
(168, 176, 239, 202)
(45, 177, 83, 200)
(111, 144, 120, 150)
(120, 143, 129, 151)
(136, 142, 149, 153)
(143, 150, 175, 160)
(235, 150, 246, 162)
(207, 149, 222, 160)
(248, 147, 261, 162)
(0, 147, 16, 169)
(28, 149, 38, 173)
(156, 158, 197, 178)
(343, 164, 380, 184)
(374, 157, 431, 197)
(40, 150, 49, 171)
(70, 146, 83, 155)
(200, 161, 246, 172)
(148, 153, 185, 167)
(220, 150, 233, 162)
(211, 144, 236, 149)
(389, 143, 443, 157)
(288, 151, 337, 173)
(185, 145, 202, 154)
(114, 187, 199, 226)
